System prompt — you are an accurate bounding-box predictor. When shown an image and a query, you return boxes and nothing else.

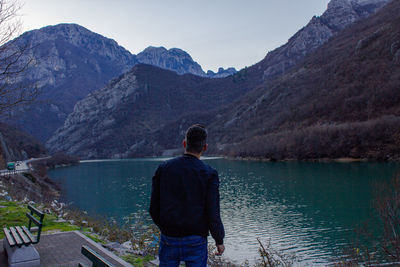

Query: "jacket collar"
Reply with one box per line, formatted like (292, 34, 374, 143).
(183, 153, 200, 159)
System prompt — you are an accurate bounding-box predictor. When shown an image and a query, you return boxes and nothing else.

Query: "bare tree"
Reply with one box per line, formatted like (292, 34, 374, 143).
(0, 0, 38, 114)
(376, 176, 400, 262)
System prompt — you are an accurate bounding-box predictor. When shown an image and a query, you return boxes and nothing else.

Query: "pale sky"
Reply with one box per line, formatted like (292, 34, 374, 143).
(20, 0, 330, 72)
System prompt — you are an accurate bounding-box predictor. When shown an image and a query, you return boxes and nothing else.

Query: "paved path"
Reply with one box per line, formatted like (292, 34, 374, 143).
(0, 231, 131, 267)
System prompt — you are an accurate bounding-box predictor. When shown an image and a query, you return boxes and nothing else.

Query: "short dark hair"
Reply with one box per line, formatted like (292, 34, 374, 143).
(185, 124, 207, 153)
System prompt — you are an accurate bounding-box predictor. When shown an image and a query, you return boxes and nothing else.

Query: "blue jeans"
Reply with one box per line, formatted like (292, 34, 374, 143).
(159, 234, 208, 267)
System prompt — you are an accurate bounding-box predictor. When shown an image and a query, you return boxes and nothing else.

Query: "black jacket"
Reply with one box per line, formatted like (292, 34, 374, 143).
(149, 154, 225, 245)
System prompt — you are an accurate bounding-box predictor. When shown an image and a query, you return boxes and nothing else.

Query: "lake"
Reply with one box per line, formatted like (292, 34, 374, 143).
(48, 158, 400, 265)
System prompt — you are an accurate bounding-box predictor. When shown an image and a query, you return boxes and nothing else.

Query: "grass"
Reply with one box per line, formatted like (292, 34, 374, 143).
(121, 254, 154, 267)
(0, 200, 79, 239)
(84, 232, 106, 244)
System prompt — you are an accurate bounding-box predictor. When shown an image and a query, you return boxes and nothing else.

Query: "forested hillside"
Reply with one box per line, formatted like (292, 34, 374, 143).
(211, 0, 400, 160)
(0, 123, 46, 168)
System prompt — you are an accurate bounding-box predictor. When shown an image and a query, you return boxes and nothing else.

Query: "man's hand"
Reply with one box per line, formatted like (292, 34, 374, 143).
(215, 244, 225, 256)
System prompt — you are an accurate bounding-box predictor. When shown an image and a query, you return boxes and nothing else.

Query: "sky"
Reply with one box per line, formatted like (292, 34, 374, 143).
(20, 0, 331, 72)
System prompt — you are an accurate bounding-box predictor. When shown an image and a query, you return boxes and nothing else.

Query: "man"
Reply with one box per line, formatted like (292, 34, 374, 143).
(149, 124, 225, 267)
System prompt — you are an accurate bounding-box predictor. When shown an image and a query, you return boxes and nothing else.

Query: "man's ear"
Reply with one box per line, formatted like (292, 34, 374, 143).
(183, 139, 187, 149)
(203, 143, 208, 152)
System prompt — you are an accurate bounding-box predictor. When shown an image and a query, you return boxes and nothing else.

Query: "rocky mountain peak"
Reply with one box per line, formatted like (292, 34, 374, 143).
(260, 0, 390, 80)
(137, 46, 206, 76)
(20, 23, 135, 63)
(206, 67, 237, 78)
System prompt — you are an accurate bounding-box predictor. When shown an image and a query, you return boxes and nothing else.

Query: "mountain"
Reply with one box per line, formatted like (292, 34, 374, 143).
(5, 25, 235, 143)
(137, 46, 206, 76)
(137, 46, 237, 78)
(207, 0, 400, 160)
(11, 0, 384, 144)
(207, 67, 237, 78)
(141, 0, 395, 156)
(7, 23, 138, 141)
(46, 64, 254, 158)
(46, 0, 391, 159)
(253, 0, 391, 82)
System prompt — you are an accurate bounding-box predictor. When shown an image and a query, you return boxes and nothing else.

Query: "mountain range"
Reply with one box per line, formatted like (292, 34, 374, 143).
(5, 24, 237, 142)
(46, 0, 395, 159)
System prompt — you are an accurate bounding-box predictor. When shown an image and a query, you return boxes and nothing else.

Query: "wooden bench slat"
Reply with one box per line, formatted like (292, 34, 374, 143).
(10, 227, 23, 246)
(26, 213, 41, 227)
(81, 245, 114, 267)
(22, 226, 37, 243)
(15, 226, 31, 245)
(3, 227, 16, 247)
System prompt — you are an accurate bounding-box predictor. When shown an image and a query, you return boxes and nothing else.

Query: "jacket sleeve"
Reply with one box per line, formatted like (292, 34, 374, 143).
(149, 165, 161, 227)
(206, 170, 225, 245)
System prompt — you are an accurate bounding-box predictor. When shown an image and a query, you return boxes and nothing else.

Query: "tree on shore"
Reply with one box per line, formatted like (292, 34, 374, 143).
(0, 0, 37, 115)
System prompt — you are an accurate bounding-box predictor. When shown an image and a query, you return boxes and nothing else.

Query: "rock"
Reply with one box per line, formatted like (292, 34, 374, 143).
(103, 242, 121, 250)
(355, 29, 383, 54)
(391, 41, 400, 55)
(102, 241, 135, 256)
(121, 241, 132, 250)
(395, 49, 400, 64)
(44, 208, 52, 214)
(114, 247, 133, 256)
(55, 218, 66, 223)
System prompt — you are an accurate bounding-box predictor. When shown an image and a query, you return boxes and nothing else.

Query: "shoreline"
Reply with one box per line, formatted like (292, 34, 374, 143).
(71, 155, 400, 164)
(222, 156, 393, 163)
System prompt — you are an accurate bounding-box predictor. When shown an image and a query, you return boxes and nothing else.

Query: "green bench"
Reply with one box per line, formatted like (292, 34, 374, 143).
(3, 204, 45, 267)
(79, 245, 115, 267)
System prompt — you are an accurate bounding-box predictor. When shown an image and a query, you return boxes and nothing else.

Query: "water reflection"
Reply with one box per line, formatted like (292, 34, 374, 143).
(49, 159, 400, 265)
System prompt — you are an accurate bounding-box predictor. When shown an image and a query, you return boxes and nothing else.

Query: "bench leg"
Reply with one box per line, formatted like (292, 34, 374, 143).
(3, 238, 40, 267)
(3, 239, 6, 256)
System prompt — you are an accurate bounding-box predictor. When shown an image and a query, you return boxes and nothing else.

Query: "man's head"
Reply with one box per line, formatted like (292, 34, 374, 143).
(184, 124, 208, 155)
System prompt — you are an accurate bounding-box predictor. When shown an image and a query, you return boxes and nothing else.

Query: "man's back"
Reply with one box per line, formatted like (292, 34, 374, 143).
(149, 154, 224, 245)
(149, 124, 225, 266)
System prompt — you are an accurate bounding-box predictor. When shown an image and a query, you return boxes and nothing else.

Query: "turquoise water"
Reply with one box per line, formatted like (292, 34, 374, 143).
(48, 158, 400, 265)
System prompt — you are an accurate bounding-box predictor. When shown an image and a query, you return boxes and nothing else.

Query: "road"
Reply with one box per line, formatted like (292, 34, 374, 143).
(0, 156, 51, 176)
